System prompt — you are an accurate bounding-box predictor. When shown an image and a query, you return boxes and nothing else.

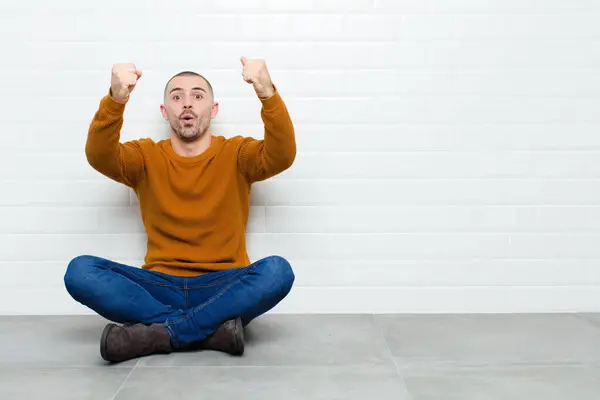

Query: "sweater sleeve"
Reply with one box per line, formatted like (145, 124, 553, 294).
(85, 89, 146, 188)
(237, 88, 296, 183)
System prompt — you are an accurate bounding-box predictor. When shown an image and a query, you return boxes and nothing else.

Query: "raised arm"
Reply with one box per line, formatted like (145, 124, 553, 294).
(85, 64, 146, 188)
(237, 57, 296, 183)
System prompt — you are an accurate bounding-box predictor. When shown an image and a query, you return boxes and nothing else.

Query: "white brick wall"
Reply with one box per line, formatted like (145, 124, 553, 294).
(1, 0, 600, 314)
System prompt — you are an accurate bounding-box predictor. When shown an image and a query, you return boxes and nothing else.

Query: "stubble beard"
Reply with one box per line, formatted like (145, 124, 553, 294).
(174, 116, 210, 143)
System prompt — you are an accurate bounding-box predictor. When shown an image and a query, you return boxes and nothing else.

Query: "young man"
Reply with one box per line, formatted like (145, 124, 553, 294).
(63, 57, 296, 363)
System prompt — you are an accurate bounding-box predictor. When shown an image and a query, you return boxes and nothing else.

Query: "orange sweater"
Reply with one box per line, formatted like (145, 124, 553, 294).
(85, 88, 296, 277)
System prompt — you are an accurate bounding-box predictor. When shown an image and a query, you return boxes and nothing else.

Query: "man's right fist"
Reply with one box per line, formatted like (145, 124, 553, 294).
(110, 63, 143, 103)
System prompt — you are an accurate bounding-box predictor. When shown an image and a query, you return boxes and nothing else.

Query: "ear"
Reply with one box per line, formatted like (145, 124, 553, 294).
(210, 102, 219, 119)
(159, 104, 168, 120)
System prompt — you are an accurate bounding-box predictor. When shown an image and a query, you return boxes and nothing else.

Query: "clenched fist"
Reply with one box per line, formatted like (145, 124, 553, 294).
(240, 56, 275, 98)
(110, 63, 143, 103)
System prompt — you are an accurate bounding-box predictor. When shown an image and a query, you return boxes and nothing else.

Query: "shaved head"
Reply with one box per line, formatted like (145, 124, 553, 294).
(164, 71, 214, 101)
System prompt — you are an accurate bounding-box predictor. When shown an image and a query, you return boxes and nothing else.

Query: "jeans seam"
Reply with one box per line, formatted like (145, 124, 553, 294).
(164, 323, 179, 348)
(164, 262, 260, 347)
(184, 278, 189, 309)
(186, 267, 249, 289)
(170, 278, 241, 326)
(177, 262, 258, 324)
(165, 277, 241, 348)
(108, 265, 180, 288)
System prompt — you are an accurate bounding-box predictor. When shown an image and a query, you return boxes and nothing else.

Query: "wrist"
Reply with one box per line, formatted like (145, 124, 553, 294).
(259, 86, 282, 112)
(257, 83, 275, 99)
(109, 88, 129, 104)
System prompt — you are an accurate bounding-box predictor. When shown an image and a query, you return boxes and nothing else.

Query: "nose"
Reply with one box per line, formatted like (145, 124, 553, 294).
(183, 95, 193, 108)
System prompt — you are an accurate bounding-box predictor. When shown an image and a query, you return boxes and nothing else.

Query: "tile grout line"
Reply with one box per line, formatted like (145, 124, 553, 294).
(574, 313, 600, 331)
(110, 359, 141, 400)
(372, 314, 415, 400)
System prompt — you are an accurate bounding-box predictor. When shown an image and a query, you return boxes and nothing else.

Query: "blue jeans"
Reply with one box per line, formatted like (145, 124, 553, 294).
(63, 255, 295, 348)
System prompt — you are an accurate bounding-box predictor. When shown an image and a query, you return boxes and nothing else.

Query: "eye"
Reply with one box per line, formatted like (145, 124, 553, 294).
(173, 95, 180, 100)
(195, 94, 203, 99)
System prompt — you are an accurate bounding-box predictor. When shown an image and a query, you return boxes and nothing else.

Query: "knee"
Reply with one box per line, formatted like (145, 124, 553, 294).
(63, 255, 98, 295)
(262, 255, 295, 294)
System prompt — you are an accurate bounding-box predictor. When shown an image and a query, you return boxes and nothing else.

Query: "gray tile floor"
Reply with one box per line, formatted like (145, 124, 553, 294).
(1, 313, 600, 399)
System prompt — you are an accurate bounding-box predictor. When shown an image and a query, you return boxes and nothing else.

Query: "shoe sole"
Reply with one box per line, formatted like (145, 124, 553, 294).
(234, 317, 244, 356)
(100, 323, 118, 361)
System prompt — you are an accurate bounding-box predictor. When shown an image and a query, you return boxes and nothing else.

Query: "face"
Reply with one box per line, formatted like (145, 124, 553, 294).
(160, 75, 218, 143)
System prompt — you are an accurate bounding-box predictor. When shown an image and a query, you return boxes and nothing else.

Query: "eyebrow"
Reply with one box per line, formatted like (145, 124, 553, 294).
(169, 87, 207, 94)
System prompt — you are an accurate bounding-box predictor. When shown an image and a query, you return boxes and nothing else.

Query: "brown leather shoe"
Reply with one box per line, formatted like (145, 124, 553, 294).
(100, 322, 173, 363)
(183, 317, 244, 355)
(202, 317, 245, 355)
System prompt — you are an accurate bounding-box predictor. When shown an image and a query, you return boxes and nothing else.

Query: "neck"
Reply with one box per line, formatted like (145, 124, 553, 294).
(169, 129, 213, 157)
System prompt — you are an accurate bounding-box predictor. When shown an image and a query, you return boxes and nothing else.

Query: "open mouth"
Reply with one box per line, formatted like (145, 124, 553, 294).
(181, 115, 195, 124)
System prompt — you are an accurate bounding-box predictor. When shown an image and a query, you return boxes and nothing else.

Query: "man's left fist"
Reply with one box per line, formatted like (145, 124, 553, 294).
(240, 56, 275, 98)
